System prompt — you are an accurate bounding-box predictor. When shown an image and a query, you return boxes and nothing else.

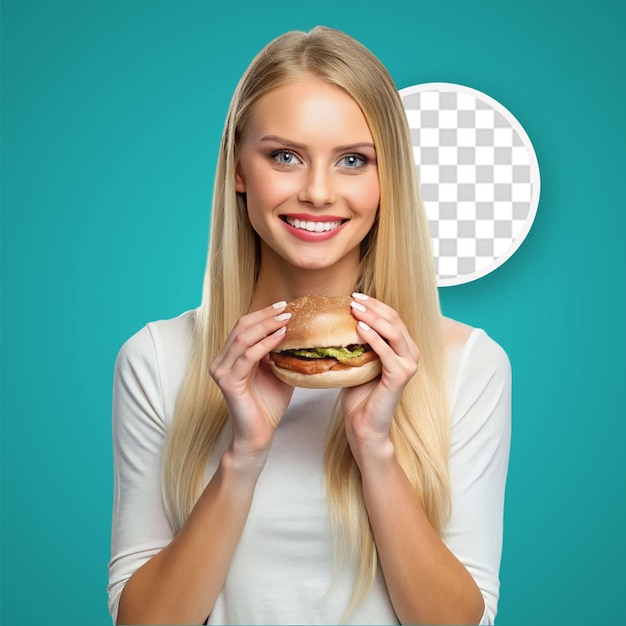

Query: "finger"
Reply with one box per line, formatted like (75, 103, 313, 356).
(224, 324, 288, 380)
(220, 301, 288, 355)
(354, 320, 396, 361)
(210, 302, 290, 377)
(352, 293, 398, 324)
(211, 324, 288, 388)
(222, 313, 289, 371)
(350, 298, 416, 359)
(217, 301, 288, 362)
(355, 321, 419, 384)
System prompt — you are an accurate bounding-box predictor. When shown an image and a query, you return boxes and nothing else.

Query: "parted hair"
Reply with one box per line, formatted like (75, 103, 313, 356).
(162, 26, 450, 616)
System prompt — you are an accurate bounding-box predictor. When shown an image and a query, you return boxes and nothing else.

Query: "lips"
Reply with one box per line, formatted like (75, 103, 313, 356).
(279, 213, 349, 241)
(284, 217, 343, 233)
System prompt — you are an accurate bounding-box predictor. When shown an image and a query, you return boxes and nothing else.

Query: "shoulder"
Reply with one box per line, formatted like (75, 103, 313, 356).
(114, 310, 197, 424)
(115, 311, 195, 386)
(443, 317, 511, 415)
(442, 317, 474, 350)
(117, 310, 196, 365)
(443, 316, 510, 373)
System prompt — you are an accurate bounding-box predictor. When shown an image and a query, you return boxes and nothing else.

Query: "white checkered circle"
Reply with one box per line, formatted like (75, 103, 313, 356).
(400, 83, 540, 287)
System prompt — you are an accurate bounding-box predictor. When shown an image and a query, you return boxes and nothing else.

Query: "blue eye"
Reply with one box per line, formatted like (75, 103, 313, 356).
(340, 154, 366, 169)
(272, 150, 301, 166)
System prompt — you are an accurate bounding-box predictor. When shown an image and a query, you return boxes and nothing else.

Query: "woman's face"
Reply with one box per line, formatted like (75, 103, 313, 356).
(235, 76, 380, 278)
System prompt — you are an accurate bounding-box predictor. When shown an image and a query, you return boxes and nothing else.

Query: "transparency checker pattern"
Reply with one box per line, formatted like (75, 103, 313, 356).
(400, 83, 540, 287)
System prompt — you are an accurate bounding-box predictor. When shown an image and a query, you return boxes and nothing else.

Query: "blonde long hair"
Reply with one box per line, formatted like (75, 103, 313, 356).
(163, 25, 450, 613)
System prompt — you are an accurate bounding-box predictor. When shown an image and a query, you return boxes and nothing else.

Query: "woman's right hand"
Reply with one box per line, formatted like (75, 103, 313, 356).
(209, 301, 294, 460)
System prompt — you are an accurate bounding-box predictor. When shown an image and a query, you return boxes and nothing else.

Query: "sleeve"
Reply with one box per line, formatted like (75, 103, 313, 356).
(443, 330, 512, 625)
(107, 325, 175, 623)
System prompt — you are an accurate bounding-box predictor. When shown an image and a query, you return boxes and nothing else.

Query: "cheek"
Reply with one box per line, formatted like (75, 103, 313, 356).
(246, 167, 298, 209)
(350, 176, 380, 215)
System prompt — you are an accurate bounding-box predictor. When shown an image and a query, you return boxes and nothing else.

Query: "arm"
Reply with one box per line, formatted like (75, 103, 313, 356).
(440, 331, 511, 624)
(352, 441, 485, 625)
(116, 446, 264, 625)
(111, 304, 294, 625)
(346, 296, 510, 624)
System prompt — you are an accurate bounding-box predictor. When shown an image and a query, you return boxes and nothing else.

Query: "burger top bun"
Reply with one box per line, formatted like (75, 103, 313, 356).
(279, 295, 360, 350)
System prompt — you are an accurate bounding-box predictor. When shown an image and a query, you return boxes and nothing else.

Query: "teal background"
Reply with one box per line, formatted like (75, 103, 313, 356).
(2, 0, 624, 624)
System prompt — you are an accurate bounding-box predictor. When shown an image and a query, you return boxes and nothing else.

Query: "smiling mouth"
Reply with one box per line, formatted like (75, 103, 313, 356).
(282, 216, 345, 233)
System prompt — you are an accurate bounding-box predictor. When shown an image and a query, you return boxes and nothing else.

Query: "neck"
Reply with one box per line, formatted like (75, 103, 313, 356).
(250, 250, 360, 311)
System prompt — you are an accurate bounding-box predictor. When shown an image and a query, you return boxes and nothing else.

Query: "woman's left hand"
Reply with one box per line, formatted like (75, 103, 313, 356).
(342, 293, 420, 455)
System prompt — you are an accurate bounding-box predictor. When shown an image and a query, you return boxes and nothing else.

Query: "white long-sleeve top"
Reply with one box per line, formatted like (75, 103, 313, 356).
(108, 310, 511, 624)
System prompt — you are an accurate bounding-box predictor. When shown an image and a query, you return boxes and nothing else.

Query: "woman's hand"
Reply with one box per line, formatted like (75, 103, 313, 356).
(342, 293, 420, 458)
(209, 302, 294, 459)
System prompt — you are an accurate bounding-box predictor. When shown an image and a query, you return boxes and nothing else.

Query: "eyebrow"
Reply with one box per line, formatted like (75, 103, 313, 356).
(259, 135, 376, 153)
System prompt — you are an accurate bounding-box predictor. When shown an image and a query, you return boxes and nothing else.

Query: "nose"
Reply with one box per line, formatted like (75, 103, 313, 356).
(297, 163, 335, 207)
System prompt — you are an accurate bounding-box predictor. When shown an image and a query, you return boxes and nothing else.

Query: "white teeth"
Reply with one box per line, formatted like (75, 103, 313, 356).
(285, 217, 342, 232)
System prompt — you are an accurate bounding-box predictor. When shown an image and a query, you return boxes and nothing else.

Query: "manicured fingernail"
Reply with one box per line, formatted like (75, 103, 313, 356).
(272, 325, 287, 336)
(274, 312, 291, 322)
(352, 292, 368, 301)
(272, 301, 287, 309)
(358, 321, 371, 331)
(350, 301, 367, 313)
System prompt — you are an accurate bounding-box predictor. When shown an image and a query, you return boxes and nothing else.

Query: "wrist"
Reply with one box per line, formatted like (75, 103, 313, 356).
(348, 434, 396, 473)
(222, 440, 270, 483)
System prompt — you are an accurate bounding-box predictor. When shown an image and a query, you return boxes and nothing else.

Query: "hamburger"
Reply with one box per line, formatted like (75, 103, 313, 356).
(269, 295, 381, 389)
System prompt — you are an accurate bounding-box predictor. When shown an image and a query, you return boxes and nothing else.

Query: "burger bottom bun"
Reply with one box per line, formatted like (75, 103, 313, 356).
(270, 359, 382, 389)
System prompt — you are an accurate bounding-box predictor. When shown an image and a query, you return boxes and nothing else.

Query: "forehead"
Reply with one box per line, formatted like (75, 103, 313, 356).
(242, 77, 374, 145)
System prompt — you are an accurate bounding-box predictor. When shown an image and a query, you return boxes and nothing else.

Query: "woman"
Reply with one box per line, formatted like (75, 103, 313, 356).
(108, 26, 511, 625)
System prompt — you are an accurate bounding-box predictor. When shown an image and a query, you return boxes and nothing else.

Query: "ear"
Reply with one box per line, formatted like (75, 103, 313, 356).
(235, 164, 246, 193)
